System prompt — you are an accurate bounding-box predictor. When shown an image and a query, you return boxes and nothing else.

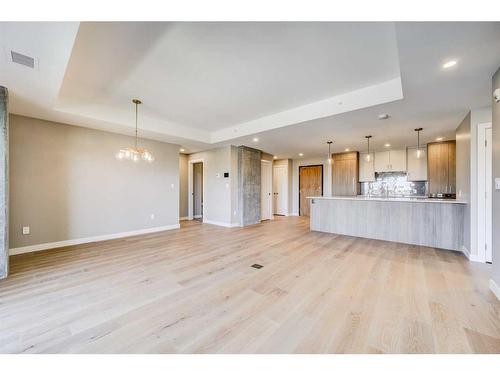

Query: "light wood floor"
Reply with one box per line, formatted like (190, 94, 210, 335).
(1, 216, 500, 354)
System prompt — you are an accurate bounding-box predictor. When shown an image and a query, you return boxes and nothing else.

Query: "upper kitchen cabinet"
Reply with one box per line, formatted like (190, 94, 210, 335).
(359, 152, 375, 182)
(407, 146, 427, 181)
(374, 150, 407, 172)
(427, 140, 456, 194)
(332, 151, 359, 196)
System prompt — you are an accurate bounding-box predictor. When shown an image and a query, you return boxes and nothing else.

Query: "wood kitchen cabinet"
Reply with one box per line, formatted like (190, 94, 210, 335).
(374, 150, 407, 172)
(332, 151, 359, 196)
(427, 140, 456, 194)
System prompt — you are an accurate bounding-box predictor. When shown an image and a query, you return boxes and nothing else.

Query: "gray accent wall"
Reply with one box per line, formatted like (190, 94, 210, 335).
(492, 67, 500, 287)
(456, 112, 471, 253)
(238, 146, 261, 226)
(0, 87, 8, 279)
(9, 114, 180, 250)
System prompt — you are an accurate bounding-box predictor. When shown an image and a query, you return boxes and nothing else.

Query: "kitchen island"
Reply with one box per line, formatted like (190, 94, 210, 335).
(308, 196, 466, 251)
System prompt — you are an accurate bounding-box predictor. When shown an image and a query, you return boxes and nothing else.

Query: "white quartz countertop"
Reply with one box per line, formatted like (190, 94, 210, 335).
(307, 196, 467, 204)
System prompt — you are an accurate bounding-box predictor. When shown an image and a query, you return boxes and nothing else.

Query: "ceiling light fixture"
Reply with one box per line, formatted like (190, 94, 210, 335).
(414, 127, 423, 159)
(345, 148, 350, 152)
(273, 155, 277, 159)
(378, 114, 390, 120)
(364, 136, 372, 162)
(299, 153, 304, 157)
(116, 99, 154, 163)
(384, 143, 391, 148)
(436, 137, 443, 141)
(253, 137, 259, 142)
(443, 60, 457, 69)
(180, 148, 185, 152)
(326, 141, 333, 164)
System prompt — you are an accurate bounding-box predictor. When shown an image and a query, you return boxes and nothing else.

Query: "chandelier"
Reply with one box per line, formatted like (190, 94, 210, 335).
(116, 99, 154, 162)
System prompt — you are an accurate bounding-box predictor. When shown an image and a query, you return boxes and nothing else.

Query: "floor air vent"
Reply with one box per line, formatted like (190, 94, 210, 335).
(251, 264, 263, 269)
(10, 51, 36, 69)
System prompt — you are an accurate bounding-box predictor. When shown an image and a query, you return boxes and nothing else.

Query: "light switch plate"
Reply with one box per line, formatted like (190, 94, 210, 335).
(22, 226, 30, 235)
(495, 178, 500, 190)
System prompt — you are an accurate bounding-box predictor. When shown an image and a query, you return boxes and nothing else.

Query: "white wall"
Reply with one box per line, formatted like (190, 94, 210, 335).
(188, 146, 235, 226)
(291, 157, 332, 216)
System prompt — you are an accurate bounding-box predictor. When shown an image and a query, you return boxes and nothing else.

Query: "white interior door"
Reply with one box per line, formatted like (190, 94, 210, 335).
(273, 166, 287, 215)
(478, 123, 493, 263)
(261, 161, 272, 220)
(485, 127, 492, 263)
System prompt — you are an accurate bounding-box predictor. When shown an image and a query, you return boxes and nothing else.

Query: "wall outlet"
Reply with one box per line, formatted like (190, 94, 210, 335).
(22, 226, 30, 235)
(150, 213, 155, 220)
(495, 178, 500, 190)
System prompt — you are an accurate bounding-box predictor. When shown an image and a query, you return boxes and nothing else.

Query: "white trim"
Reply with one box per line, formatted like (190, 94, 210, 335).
(261, 159, 273, 221)
(477, 122, 493, 264)
(490, 279, 500, 302)
(188, 158, 205, 221)
(202, 219, 239, 228)
(461, 246, 482, 262)
(288, 212, 300, 217)
(179, 216, 189, 221)
(9, 224, 180, 256)
(193, 215, 202, 219)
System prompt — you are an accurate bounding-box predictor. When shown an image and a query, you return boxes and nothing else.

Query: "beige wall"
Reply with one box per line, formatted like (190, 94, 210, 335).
(9, 114, 180, 249)
(179, 154, 188, 218)
(188, 146, 234, 225)
(456, 112, 471, 253)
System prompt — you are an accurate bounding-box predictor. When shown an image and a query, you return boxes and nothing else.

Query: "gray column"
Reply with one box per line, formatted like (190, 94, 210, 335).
(238, 146, 261, 226)
(0, 86, 8, 280)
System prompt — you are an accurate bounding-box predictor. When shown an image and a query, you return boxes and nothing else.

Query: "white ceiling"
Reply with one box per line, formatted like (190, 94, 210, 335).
(1, 21, 500, 157)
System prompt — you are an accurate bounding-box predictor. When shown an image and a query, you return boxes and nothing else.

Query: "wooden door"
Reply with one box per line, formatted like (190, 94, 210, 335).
(273, 166, 287, 215)
(299, 165, 323, 216)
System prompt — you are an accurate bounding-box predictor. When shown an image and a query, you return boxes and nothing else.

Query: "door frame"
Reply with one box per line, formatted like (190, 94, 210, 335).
(261, 160, 273, 221)
(188, 159, 205, 221)
(298, 164, 324, 216)
(477, 122, 492, 263)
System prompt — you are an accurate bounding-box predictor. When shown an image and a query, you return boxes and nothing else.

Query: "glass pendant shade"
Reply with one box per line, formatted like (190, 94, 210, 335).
(116, 99, 154, 163)
(414, 128, 423, 159)
(326, 141, 333, 164)
(365, 135, 372, 162)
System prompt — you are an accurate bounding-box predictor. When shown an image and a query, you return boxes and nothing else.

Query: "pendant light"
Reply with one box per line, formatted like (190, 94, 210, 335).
(414, 128, 423, 159)
(116, 99, 154, 163)
(326, 141, 333, 164)
(365, 135, 372, 162)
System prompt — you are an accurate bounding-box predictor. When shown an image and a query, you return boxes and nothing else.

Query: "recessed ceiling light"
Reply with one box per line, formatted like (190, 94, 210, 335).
(299, 153, 304, 157)
(253, 137, 259, 142)
(384, 143, 391, 147)
(273, 155, 277, 159)
(443, 60, 457, 69)
(345, 148, 350, 152)
(436, 137, 443, 141)
(378, 114, 390, 120)
(180, 148, 185, 152)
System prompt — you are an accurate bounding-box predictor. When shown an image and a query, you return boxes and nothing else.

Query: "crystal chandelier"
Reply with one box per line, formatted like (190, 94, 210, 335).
(116, 99, 154, 162)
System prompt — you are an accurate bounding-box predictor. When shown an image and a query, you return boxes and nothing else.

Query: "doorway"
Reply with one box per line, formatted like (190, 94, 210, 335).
(192, 162, 203, 221)
(261, 160, 273, 221)
(299, 165, 323, 216)
(477, 123, 492, 263)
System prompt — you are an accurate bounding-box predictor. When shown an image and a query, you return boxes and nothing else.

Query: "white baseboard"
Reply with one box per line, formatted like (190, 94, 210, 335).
(9, 224, 180, 256)
(490, 279, 500, 302)
(461, 246, 483, 262)
(179, 216, 189, 221)
(288, 212, 299, 217)
(202, 219, 239, 228)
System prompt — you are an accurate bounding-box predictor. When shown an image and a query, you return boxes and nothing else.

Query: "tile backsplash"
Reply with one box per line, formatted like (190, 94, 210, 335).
(360, 172, 428, 197)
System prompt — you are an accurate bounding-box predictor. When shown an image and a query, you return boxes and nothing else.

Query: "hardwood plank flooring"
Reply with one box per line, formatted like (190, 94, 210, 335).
(1, 216, 499, 353)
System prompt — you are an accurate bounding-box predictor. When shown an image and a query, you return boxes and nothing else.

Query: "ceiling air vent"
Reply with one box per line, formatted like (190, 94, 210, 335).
(10, 51, 36, 69)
